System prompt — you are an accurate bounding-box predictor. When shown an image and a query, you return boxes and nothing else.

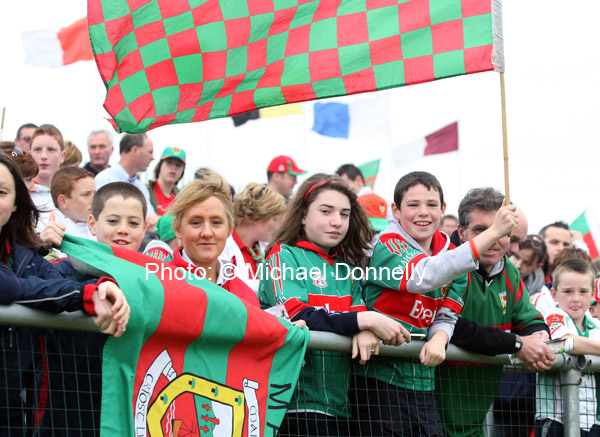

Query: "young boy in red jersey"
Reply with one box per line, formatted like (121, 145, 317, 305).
(356, 171, 518, 436)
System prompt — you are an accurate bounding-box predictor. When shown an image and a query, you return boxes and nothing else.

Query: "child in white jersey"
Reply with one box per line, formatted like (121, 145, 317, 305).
(537, 258, 600, 435)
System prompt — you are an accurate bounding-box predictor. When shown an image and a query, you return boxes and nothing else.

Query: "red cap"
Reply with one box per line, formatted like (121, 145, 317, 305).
(267, 155, 306, 176)
(357, 193, 389, 232)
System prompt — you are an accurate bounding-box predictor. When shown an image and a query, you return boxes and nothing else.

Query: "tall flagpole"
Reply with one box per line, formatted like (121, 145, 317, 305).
(499, 72, 510, 205)
(0, 107, 5, 141)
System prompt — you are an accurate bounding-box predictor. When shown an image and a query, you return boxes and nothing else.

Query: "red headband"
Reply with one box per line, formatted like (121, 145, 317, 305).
(304, 180, 336, 201)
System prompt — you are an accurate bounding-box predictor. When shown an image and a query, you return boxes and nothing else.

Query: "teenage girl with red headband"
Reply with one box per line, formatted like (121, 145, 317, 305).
(259, 173, 410, 436)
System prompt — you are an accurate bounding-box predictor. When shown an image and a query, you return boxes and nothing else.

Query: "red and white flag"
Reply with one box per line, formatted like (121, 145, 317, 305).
(571, 209, 600, 260)
(21, 18, 93, 67)
(391, 122, 459, 167)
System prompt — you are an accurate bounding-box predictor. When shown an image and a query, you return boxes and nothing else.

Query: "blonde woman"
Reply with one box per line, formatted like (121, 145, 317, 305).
(218, 183, 286, 293)
(168, 176, 259, 307)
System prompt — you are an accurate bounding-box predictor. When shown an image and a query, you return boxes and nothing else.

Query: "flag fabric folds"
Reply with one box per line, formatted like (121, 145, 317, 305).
(60, 235, 310, 437)
(571, 210, 600, 260)
(21, 18, 93, 67)
(390, 121, 458, 167)
(88, 0, 504, 133)
(358, 159, 381, 188)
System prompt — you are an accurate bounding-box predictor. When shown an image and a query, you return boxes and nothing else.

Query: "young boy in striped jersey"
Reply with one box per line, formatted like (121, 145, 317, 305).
(356, 171, 518, 436)
(536, 258, 600, 435)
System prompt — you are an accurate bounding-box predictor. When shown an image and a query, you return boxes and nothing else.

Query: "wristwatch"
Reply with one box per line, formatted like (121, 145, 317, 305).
(514, 334, 523, 351)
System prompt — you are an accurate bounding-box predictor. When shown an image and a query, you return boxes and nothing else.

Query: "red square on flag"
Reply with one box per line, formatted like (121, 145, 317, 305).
(202, 51, 227, 82)
(432, 20, 463, 54)
(285, 24, 310, 57)
(247, 39, 268, 72)
(282, 84, 316, 103)
(117, 50, 144, 82)
(313, 1, 340, 21)
(191, 1, 223, 27)
(369, 35, 402, 66)
(398, 1, 430, 33)
(87, 3, 104, 26)
(151, 113, 177, 128)
(177, 84, 204, 111)
(404, 56, 434, 85)
(464, 45, 493, 73)
(461, 0, 491, 18)
(129, 93, 156, 121)
(366, 0, 397, 8)
(135, 21, 166, 48)
(248, 0, 275, 15)
(343, 68, 377, 94)
(95, 51, 118, 83)
(126, 0, 153, 10)
(104, 84, 127, 116)
(224, 17, 251, 49)
(145, 59, 179, 89)
(229, 90, 257, 115)
(257, 59, 284, 88)
(216, 74, 245, 99)
(194, 101, 213, 122)
(105, 15, 134, 47)
(337, 13, 369, 47)
(269, 9, 295, 36)
(309, 49, 341, 82)
(167, 28, 200, 57)
(157, 0, 191, 19)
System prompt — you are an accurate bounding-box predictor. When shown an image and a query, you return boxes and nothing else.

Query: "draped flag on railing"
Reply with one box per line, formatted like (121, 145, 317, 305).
(60, 235, 309, 437)
(88, 0, 504, 133)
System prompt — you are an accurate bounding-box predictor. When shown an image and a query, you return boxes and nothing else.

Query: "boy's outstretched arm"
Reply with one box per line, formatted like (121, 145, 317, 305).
(85, 279, 130, 338)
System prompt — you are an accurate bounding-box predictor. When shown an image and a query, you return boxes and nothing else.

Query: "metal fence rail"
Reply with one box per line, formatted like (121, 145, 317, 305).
(0, 305, 592, 436)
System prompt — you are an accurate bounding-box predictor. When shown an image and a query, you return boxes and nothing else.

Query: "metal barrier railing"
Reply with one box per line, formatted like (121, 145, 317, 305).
(0, 304, 590, 436)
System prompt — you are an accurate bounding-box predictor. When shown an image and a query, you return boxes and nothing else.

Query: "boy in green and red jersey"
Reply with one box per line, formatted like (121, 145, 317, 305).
(357, 172, 519, 436)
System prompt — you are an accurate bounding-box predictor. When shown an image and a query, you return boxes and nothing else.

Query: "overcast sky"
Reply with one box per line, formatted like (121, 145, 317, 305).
(1, 0, 599, 234)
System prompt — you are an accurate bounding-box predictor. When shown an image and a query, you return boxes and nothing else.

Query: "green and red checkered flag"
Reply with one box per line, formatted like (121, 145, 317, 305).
(61, 235, 309, 436)
(87, 0, 504, 133)
(571, 209, 600, 260)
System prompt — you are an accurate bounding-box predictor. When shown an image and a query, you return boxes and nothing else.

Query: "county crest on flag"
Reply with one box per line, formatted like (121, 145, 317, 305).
(88, 0, 504, 133)
(60, 235, 309, 437)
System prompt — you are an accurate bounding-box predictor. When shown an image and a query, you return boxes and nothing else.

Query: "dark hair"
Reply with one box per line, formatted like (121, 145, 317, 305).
(51, 166, 94, 206)
(266, 173, 374, 268)
(152, 158, 185, 184)
(119, 133, 146, 155)
(0, 152, 40, 264)
(91, 182, 147, 219)
(335, 164, 364, 184)
(393, 171, 444, 208)
(520, 234, 548, 273)
(553, 258, 594, 290)
(458, 187, 503, 228)
(539, 221, 570, 238)
(16, 123, 38, 140)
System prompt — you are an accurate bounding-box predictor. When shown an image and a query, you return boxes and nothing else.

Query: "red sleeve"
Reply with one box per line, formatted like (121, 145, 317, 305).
(82, 277, 118, 316)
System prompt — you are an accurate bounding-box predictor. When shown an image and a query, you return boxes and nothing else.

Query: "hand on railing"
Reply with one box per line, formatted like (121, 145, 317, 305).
(352, 330, 380, 365)
(420, 331, 448, 367)
(516, 331, 557, 371)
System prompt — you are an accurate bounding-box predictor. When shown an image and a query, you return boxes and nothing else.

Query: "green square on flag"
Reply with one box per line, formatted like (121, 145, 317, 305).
(429, 0, 463, 25)
(309, 19, 338, 51)
(374, 61, 406, 88)
(339, 43, 371, 76)
(120, 70, 150, 104)
(139, 39, 171, 67)
(282, 53, 311, 85)
(367, 7, 399, 40)
(313, 77, 346, 98)
(163, 12, 194, 37)
(249, 13, 275, 43)
(226, 46, 248, 77)
(196, 22, 227, 52)
(401, 27, 433, 59)
(434, 50, 466, 78)
(88, 23, 112, 55)
(152, 86, 180, 116)
(131, 1, 162, 28)
(463, 14, 493, 48)
(173, 54, 203, 84)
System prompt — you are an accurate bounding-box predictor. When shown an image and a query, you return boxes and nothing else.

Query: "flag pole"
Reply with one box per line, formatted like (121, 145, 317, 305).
(0, 107, 5, 141)
(499, 72, 510, 205)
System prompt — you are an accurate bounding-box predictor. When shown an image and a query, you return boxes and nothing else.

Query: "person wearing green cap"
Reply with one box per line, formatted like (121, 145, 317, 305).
(147, 147, 186, 216)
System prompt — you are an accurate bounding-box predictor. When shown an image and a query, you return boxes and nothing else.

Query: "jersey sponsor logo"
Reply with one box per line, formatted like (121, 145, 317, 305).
(312, 273, 327, 288)
(499, 291, 507, 315)
(546, 314, 565, 326)
(549, 324, 561, 336)
(409, 299, 437, 325)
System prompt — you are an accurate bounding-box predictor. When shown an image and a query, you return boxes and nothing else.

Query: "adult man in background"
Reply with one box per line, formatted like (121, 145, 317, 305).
(14, 123, 37, 151)
(84, 130, 114, 176)
(437, 187, 555, 437)
(539, 221, 572, 280)
(266, 155, 306, 200)
(95, 133, 157, 230)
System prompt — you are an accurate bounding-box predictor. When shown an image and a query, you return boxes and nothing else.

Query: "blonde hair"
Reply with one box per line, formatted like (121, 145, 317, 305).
(169, 176, 234, 233)
(234, 183, 285, 226)
(60, 141, 83, 168)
